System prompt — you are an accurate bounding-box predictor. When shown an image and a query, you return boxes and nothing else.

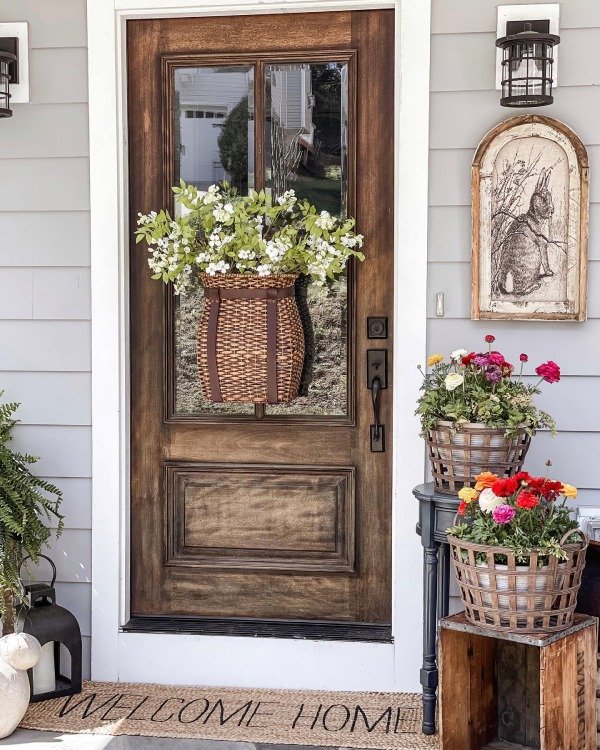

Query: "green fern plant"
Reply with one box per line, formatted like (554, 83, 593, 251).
(0, 393, 63, 634)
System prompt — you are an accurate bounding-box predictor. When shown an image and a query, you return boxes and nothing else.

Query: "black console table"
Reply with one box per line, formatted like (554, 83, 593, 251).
(413, 482, 460, 735)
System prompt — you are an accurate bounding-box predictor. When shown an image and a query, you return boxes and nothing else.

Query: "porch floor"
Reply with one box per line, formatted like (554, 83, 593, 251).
(1, 732, 372, 750)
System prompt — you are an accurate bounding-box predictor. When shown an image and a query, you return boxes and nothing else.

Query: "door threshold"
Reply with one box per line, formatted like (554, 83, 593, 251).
(122, 616, 393, 643)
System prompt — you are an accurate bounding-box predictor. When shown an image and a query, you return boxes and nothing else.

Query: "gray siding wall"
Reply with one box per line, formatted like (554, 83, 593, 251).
(0, 0, 91, 673)
(430, 0, 600, 611)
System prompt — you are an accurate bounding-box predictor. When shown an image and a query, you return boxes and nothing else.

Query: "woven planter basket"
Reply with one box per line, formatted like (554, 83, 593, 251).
(197, 273, 305, 404)
(427, 420, 531, 494)
(448, 532, 588, 633)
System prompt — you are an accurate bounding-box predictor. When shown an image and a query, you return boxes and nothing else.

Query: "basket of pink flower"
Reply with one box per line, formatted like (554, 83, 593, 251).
(447, 472, 587, 633)
(417, 334, 561, 494)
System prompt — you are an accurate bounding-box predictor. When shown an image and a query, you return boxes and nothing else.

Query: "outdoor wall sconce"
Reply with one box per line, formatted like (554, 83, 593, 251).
(0, 23, 29, 114)
(17, 556, 82, 703)
(0, 39, 17, 118)
(496, 20, 560, 107)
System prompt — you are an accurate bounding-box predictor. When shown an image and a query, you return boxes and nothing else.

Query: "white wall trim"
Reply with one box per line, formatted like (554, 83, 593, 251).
(89, 0, 430, 691)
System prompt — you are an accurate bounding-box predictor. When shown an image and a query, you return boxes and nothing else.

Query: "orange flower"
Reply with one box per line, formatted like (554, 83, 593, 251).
(474, 471, 498, 491)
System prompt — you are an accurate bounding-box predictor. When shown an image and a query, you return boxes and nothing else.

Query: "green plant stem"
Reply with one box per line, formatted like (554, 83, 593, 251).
(1, 588, 15, 635)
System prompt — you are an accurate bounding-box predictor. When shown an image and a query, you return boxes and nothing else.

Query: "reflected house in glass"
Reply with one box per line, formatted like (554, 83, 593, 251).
(174, 66, 255, 193)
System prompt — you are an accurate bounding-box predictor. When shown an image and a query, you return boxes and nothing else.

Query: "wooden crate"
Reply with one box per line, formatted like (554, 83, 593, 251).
(439, 612, 598, 750)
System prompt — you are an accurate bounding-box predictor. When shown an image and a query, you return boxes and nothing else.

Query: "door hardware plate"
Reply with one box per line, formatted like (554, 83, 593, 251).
(367, 349, 388, 389)
(370, 425, 385, 452)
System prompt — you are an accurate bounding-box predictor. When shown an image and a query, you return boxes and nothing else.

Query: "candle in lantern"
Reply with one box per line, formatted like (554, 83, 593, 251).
(32, 641, 56, 694)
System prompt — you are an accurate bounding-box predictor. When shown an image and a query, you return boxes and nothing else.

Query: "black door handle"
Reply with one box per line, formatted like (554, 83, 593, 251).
(367, 349, 386, 452)
(372, 375, 382, 441)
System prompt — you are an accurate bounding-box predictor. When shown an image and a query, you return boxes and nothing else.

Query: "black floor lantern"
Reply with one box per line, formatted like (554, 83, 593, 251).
(17, 555, 82, 703)
(496, 20, 560, 107)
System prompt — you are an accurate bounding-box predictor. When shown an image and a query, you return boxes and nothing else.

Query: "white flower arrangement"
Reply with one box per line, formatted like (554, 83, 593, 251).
(135, 181, 365, 294)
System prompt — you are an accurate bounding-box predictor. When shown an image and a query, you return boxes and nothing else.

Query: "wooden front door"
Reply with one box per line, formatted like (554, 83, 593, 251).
(127, 10, 394, 638)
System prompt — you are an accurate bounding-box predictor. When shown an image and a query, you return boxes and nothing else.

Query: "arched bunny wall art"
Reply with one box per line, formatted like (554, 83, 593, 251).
(471, 115, 588, 321)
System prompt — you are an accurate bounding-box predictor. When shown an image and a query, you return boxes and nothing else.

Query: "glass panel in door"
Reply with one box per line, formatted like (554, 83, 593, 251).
(172, 65, 255, 416)
(264, 62, 350, 417)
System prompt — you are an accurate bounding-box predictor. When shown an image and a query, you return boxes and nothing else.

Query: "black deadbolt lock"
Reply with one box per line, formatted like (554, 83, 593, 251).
(367, 316, 388, 339)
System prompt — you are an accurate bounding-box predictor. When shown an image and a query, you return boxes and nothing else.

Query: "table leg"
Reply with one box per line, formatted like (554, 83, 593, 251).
(438, 542, 450, 619)
(420, 540, 439, 735)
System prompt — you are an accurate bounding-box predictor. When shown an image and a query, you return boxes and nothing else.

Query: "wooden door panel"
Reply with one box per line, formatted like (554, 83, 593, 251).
(166, 463, 355, 573)
(128, 10, 394, 633)
(165, 570, 352, 621)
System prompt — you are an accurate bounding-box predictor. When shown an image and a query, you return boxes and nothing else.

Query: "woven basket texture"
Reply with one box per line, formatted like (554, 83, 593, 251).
(449, 533, 588, 633)
(427, 421, 531, 495)
(197, 273, 304, 404)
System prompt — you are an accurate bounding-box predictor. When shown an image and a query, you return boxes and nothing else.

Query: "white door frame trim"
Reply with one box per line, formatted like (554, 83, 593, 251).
(88, 0, 430, 691)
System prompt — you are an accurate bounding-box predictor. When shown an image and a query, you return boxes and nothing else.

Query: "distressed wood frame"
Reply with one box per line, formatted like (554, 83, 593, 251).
(471, 114, 589, 322)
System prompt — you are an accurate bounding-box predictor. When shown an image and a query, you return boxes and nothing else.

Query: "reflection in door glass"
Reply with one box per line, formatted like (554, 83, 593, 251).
(173, 65, 255, 416)
(265, 62, 349, 417)
(173, 66, 254, 194)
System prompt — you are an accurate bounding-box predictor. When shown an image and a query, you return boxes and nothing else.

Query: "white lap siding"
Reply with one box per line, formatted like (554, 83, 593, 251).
(0, 0, 91, 674)
(429, 0, 600, 611)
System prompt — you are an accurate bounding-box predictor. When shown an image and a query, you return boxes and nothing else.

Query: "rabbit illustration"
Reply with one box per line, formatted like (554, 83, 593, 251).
(496, 167, 555, 296)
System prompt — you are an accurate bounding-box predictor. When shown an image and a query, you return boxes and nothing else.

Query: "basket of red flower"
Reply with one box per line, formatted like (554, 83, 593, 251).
(417, 334, 561, 494)
(447, 471, 587, 633)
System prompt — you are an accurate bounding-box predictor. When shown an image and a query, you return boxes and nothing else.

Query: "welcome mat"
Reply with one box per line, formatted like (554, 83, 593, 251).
(21, 681, 438, 749)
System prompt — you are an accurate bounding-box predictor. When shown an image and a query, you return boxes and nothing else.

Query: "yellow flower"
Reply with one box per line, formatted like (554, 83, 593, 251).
(427, 354, 444, 367)
(562, 483, 578, 499)
(458, 487, 479, 503)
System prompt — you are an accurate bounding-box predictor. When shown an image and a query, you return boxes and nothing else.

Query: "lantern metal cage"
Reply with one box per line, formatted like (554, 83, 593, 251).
(496, 21, 560, 108)
(17, 556, 82, 703)
(0, 49, 16, 118)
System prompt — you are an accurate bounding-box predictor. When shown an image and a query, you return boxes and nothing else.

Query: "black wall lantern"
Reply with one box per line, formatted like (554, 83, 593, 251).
(17, 556, 82, 703)
(0, 37, 18, 118)
(496, 20, 560, 107)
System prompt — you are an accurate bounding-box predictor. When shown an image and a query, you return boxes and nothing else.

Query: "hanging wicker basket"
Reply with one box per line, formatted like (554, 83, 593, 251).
(197, 273, 305, 404)
(427, 420, 531, 495)
(448, 531, 588, 633)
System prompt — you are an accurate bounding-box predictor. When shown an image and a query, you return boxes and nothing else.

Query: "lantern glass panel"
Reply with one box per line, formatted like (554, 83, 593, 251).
(0, 58, 10, 114)
(499, 34, 556, 107)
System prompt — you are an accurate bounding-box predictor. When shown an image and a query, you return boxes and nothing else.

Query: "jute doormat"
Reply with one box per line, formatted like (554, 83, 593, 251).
(21, 681, 438, 749)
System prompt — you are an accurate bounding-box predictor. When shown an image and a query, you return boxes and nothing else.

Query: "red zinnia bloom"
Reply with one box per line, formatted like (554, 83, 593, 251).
(535, 360, 561, 383)
(457, 501, 468, 516)
(513, 471, 531, 484)
(519, 353, 528, 363)
(485, 334, 495, 343)
(516, 491, 539, 510)
(502, 362, 514, 377)
(492, 477, 519, 497)
(528, 477, 563, 500)
(462, 352, 476, 366)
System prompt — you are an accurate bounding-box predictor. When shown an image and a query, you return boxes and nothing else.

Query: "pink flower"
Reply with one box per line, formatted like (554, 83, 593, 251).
(485, 366, 503, 383)
(535, 360, 561, 383)
(492, 504, 517, 524)
(485, 335, 495, 343)
(488, 351, 505, 366)
(473, 354, 489, 367)
(519, 353, 528, 363)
